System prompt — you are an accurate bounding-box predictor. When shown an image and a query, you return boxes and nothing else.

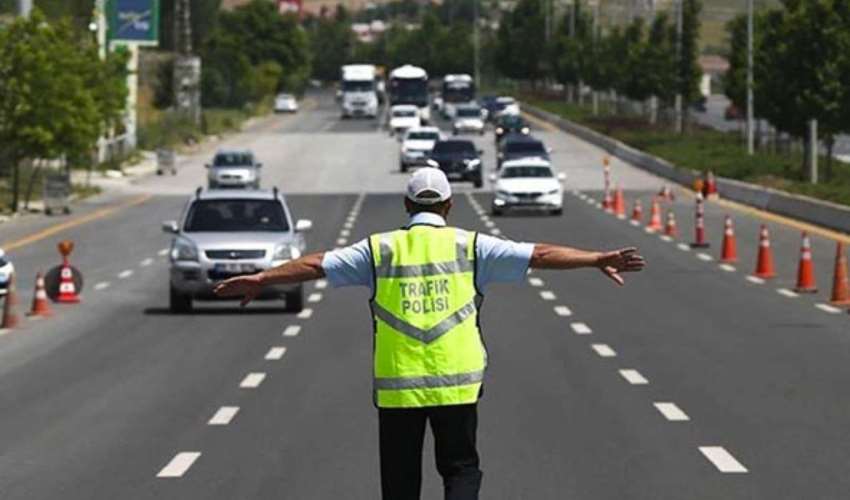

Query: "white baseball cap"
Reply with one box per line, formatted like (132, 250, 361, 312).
(406, 167, 452, 205)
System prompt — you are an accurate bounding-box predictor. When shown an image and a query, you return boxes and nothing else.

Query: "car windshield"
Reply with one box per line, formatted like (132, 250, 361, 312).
(342, 80, 374, 92)
(501, 166, 553, 178)
(506, 141, 546, 154)
(500, 116, 525, 128)
(0, 256, 7, 267)
(457, 108, 481, 117)
(214, 153, 253, 167)
(184, 200, 289, 232)
(393, 109, 417, 117)
(407, 131, 439, 140)
(277, 94, 293, 100)
(433, 141, 475, 154)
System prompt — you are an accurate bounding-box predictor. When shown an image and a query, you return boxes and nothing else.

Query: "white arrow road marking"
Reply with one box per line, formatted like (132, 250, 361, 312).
(619, 369, 649, 385)
(554, 306, 572, 317)
(157, 452, 201, 478)
(283, 325, 301, 337)
(591, 344, 617, 358)
(653, 402, 689, 421)
(570, 322, 592, 335)
(239, 372, 266, 389)
(699, 446, 748, 473)
(208, 406, 240, 426)
(265, 346, 287, 360)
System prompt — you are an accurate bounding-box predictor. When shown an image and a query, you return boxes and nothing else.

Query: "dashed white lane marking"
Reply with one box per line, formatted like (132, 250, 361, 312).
(629, 220, 641, 226)
(528, 277, 544, 287)
(815, 303, 842, 314)
(617, 214, 626, 220)
(654, 402, 690, 421)
(699, 446, 748, 473)
(718, 264, 736, 272)
(265, 346, 287, 360)
(554, 306, 572, 317)
(208, 406, 240, 426)
(283, 325, 301, 337)
(308, 293, 323, 303)
(676, 243, 691, 251)
(94, 281, 110, 291)
(297, 308, 313, 319)
(239, 372, 266, 388)
(643, 227, 656, 234)
(697, 253, 713, 262)
(315, 279, 328, 290)
(591, 343, 617, 358)
(570, 322, 592, 335)
(777, 288, 799, 298)
(118, 269, 134, 279)
(539, 291, 556, 301)
(336, 238, 348, 246)
(484, 221, 496, 228)
(619, 369, 649, 385)
(140, 258, 154, 267)
(157, 452, 201, 478)
(489, 228, 502, 236)
(746, 276, 766, 285)
(659, 235, 673, 242)
(340, 229, 351, 237)
(158, 248, 170, 256)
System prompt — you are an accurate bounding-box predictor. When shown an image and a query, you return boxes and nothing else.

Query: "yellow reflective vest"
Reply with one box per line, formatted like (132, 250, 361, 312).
(369, 225, 487, 408)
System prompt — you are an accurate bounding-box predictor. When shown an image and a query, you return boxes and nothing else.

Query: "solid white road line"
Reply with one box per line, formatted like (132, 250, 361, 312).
(554, 306, 572, 317)
(315, 279, 328, 290)
(283, 325, 301, 337)
(140, 258, 154, 267)
(528, 277, 544, 287)
(157, 452, 201, 478)
(158, 248, 170, 256)
(336, 238, 348, 246)
(308, 293, 323, 303)
(265, 346, 287, 360)
(297, 308, 313, 319)
(815, 303, 842, 314)
(697, 253, 713, 262)
(619, 369, 649, 385)
(777, 288, 799, 298)
(718, 264, 737, 272)
(676, 243, 691, 251)
(591, 344, 617, 358)
(746, 276, 766, 285)
(539, 291, 556, 301)
(208, 406, 240, 426)
(653, 402, 690, 421)
(118, 269, 133, 279)
(94, 281, 111, 291)
(240, 372, 266, 389)
(699, 446, 748, 473)
(570, 322, 592, 335)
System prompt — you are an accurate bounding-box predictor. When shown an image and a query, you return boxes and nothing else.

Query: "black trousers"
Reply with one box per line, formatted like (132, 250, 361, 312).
(379, 403, 483, 500)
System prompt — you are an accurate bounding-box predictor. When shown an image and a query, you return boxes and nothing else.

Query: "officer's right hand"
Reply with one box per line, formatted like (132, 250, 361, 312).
(213, 273, 264, 306)
(596, 247, 646, 286)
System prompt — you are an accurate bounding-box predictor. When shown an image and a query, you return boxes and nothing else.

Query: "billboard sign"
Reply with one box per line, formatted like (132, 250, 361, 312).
(108, 0, 160, 46)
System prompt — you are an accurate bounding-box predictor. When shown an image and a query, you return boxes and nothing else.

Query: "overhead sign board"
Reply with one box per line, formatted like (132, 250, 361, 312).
(108, 0, 160, 46)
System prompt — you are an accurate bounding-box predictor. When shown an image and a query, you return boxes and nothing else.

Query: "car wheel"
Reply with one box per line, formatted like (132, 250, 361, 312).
(551, 208, 563, 216)
(491, 207, 503, 216)
(169, 285, 193, 313)
(400, 161, 408, 173)
(285, 286, 304, 313)
(473, 176, 483, 189)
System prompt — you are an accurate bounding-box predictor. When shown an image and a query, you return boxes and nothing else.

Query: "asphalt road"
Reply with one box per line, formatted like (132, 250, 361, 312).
(0, 90, 848, 499)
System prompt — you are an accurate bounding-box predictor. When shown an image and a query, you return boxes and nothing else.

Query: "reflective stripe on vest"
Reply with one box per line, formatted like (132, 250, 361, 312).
(370, 226, 486, 408)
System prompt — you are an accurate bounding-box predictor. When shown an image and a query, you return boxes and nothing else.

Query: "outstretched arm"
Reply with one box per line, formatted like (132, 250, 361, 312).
(213, 252, 326, 306)
(530, 244, 645, 286)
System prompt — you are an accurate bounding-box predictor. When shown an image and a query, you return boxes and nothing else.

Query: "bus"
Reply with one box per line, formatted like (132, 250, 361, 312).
(388, 64, 430, 124)
(441, 74, 475, 119)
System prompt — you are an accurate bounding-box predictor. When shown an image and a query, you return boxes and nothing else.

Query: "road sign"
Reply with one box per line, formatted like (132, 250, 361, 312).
(108, 0, 160, 46)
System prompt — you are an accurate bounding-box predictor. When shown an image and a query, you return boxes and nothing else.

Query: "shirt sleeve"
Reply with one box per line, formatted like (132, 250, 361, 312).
(475, 233, 534, 292)
(321, 238, 374, 289)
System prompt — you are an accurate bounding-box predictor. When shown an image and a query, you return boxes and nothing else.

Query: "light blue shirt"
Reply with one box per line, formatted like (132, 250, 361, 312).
(321, 212, 534, 293)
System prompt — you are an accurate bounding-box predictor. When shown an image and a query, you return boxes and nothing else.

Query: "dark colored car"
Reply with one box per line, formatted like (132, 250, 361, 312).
(480, 95, 499, 121)
(494, 114, 531, 145)
(426, 140, 483, 188)
(497, 134, 550, 169)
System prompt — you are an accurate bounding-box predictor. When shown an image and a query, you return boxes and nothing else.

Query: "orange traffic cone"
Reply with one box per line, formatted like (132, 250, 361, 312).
(631, 199, 643, 223)
(613, 186, 626, 217)
(57, 262, 81, 303)
(829, 242, 850, 306)
(753, 225, 777, 279)
(690, 193, 710, 248)
(720, 216, 738, 263)
(603, 188, 613, 213)
(646, 198, 663, 232)
(704, 171, 718, 199)
(664, 211, 678, 237)
(2, 273, 19, 330)
(793, 232, 817, 293)
(28, 272, 52, 317)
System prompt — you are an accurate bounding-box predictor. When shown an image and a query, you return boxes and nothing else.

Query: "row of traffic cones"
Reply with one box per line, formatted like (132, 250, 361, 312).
(1, 263, 81, 330)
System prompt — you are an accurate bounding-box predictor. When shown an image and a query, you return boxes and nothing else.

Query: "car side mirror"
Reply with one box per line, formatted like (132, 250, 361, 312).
(162, 220, 179, 234)
(557, 172, 567, 182)
(426, 159, 439, 168)
(488, 174, 498, 183)
(295, 219, 313, 233)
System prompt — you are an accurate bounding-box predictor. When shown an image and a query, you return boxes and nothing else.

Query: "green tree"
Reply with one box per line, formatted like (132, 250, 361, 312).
(676, 0, 703, 122)
(495, 0, 547, 83)
(310, 6, 355, 81)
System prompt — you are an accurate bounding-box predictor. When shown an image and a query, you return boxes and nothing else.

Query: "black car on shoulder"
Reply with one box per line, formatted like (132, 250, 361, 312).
(494, 114, 531, 145)
(426, 139, 483, 188)
(497, 134, 550, 169)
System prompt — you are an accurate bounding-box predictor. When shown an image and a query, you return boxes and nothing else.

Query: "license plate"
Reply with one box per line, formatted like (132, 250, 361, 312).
(447, 172, 463, 180)
(214, 263, 255, 274)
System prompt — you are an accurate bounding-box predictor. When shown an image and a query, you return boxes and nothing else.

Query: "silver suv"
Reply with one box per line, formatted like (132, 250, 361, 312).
(206, 149, 262, 189)
(162, 188, 312, 313)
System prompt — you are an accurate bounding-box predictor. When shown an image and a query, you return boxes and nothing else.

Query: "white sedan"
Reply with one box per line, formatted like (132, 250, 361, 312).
(0, 249, 14, 296)
(399, 126, 442, 172)
(389, 105, 422, 137)
(490, 158, 565, 216)
(452, 105, 485, 135)
(274, 93, 298, 113)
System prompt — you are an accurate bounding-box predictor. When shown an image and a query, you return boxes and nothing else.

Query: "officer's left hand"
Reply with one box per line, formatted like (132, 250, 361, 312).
(596, 247, 646, 286)
(213, 273, 264, 306)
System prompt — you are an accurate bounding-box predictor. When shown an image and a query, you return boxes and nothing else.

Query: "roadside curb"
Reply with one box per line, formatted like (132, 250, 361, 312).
(522, 104, 850, 235)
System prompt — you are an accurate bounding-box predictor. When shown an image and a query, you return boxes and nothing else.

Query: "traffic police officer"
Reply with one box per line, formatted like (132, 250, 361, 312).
(214, 168, 645, 500)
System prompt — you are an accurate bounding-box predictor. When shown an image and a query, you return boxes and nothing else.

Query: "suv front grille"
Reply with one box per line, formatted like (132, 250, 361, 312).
(514, 192, 543, 199)
(205, 249, 266, 260)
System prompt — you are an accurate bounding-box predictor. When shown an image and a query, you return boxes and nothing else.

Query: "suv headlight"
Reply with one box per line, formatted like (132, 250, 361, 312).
(521, 127, 530, 134)
(546, 188, 560, 195)
(274, 243, 301, 261)
(171, 237, 198, 262)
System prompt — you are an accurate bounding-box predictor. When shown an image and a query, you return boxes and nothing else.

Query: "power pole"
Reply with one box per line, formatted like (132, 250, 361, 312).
(592, 0, 599, 115)
(17, 0, 32, 17)
(174, 0, 202, 126)
(474, 0, 480, 88)
(746, 0, 755, 155)
(674, 0, 683, 134)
